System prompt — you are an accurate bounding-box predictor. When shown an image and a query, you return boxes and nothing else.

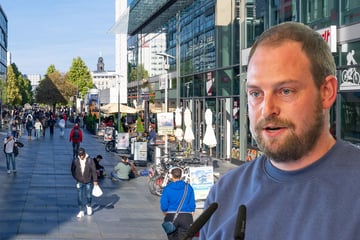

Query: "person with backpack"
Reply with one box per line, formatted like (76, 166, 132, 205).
(69, 122, 83, 159)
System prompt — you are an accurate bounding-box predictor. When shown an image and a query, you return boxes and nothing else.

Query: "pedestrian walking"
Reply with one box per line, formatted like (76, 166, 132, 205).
(58, 117, 65, 137)
(70, 147, 98, 218)
(200, 22, 360, 240)
(25, 115, 33, 141)
(47, 116, 56, 136)
(160, 168, 195, 240)
(4, 133, 16, 174)
(69, 122, 83, 159)
(34, 118, 42, 140)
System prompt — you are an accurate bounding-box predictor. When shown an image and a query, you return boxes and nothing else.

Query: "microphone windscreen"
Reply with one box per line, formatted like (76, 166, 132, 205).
(186, 202, 218, 238)
(234, 204, 246, 240)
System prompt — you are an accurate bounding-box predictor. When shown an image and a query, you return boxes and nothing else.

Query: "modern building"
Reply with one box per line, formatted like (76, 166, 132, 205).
(24, 74, 41, 91)
(125, 0, 360, 161)
(0, 5, 7, 82)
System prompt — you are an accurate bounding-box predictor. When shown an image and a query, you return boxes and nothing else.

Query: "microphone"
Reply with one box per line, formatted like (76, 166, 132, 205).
(182, 202, 218, 240)
(234, 204, 246, 240)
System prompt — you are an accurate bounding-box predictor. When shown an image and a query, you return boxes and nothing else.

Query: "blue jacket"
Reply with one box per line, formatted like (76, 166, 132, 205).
(160, 180, 196, 213)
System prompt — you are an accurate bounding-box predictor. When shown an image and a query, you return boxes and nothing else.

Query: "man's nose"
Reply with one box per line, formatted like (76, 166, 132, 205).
(261, 94, 280, 118)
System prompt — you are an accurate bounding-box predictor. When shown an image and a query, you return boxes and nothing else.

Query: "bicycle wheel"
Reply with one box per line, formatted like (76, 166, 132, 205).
(105, 141, 114, 152)
(353, 72, 360, 84)
(148, 176, 157, 195)
(341, 70, 348, 83)
(105, 142, 111, 152)
(153, 175, 164, 196)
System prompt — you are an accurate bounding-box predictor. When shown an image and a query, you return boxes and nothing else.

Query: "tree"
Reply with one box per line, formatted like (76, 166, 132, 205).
(35, 68, 76, 112)
(66, 57, 94, 97)
(6, 63, 33, 106)
(5, 65, 22, 106)
(46, 64, 57, 74)
(19, 74, 33, 105)
(130, 64, 149, 82)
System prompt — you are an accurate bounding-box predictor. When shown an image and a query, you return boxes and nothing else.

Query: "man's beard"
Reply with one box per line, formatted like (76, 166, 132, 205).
(252, 99, 324, 163)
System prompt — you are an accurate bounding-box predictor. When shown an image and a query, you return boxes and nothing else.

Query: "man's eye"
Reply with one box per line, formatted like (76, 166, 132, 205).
(281, 88, 292, 95)
(248, 91, 260, 97)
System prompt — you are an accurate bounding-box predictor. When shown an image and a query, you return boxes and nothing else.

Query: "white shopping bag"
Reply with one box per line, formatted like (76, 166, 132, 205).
(92, 185, 103, 197)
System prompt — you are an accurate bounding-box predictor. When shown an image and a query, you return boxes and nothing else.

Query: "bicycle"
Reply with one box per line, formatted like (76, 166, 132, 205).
(147, 154, 202, 196)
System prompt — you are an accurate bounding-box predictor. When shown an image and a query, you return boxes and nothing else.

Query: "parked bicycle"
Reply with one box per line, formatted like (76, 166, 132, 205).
(147, 154, 202, 196)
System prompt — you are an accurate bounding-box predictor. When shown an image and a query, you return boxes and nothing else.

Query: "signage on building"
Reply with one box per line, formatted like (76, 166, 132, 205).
(317, 25, 337, 52)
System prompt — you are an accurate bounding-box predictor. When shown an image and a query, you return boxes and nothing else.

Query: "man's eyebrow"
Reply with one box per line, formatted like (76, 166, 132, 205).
(246, 79, 299, 89)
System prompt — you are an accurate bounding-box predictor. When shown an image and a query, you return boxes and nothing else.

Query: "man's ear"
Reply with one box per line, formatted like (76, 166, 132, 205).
(321, 75, 338, 109)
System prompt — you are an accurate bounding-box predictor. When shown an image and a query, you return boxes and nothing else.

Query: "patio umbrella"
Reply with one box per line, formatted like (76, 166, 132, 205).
(100, 103, 137, 114)
(183, 107, 194, 143)
(203, 108, 217, 156)
(174, 107, 183, 142)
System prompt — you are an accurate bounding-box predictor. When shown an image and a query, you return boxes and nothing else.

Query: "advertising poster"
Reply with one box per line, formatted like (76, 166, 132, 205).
(116, 133, 129, 149)
(157, 112, 174, 135)
(189, 166, 214, 201)
(134, 142, 147, 161)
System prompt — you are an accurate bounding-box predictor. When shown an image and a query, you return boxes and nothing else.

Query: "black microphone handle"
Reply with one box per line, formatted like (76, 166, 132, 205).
(234, 204, 246, 240)
(181, 202, 218, 240)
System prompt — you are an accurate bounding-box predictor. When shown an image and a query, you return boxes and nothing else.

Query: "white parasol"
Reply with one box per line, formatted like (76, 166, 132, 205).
(183, 107, 194, 143)
(203, 108, 217, 156)
(100, 103, 138, 114)
(174, 107, 183, 141)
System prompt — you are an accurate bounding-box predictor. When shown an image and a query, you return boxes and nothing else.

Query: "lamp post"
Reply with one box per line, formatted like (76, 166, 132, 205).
(117, 74, 122, 134)
(156, 53, 175, 156)
(156, 52, 175, 112)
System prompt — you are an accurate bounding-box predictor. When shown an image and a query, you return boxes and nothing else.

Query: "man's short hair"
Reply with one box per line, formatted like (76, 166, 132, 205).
(248, 22, 336, 89)
(171, 168, 182, 179)
(78, 148, 85, 156)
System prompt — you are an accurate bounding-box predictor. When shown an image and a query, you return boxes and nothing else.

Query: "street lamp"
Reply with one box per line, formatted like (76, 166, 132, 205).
(117, 74, 123, 134)
(156, 52, 175, 112)
(156, 53, 175, 157)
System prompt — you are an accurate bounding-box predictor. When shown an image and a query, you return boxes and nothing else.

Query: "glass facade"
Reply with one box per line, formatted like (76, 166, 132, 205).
(129, 0, 360, 160)
(0, 5, 7, 81)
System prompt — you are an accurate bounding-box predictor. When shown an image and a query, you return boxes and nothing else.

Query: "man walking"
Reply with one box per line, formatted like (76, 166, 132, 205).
(71, 148, 98, 218)
(69, 122, 83, 159)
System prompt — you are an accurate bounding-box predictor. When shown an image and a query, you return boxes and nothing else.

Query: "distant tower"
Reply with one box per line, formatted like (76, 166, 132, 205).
(97, 56, 105, 72)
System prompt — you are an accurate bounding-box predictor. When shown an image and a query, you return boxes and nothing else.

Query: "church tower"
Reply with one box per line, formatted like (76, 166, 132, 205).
(97, 56, 105, 72)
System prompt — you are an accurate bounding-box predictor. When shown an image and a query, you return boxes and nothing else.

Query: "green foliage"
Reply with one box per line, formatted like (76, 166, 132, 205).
(84, 113, 97, 134)
(66, 57, 94, 97)
(129, 64, 149, 82)
(19, 75, 33, 105)
(46, 64, 57, 74)
(5, 65, 22, 106)
(35, 70, 75, 107)
(136, 116, 144, 133)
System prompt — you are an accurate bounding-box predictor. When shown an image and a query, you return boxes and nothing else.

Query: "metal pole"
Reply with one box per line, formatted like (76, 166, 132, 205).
(98, 89, 101, 127)
(238, 0, 247, 162)
(176, 12, 180, 108)
(117, 75, 121, 134)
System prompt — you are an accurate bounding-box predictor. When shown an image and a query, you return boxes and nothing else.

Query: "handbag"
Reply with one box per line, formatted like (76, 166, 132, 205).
(92, 184, 103, 197)
(162, 183, 188, 234)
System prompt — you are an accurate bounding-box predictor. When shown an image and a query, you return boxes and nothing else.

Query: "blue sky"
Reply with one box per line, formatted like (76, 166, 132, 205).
(0, 0, 116, 75)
